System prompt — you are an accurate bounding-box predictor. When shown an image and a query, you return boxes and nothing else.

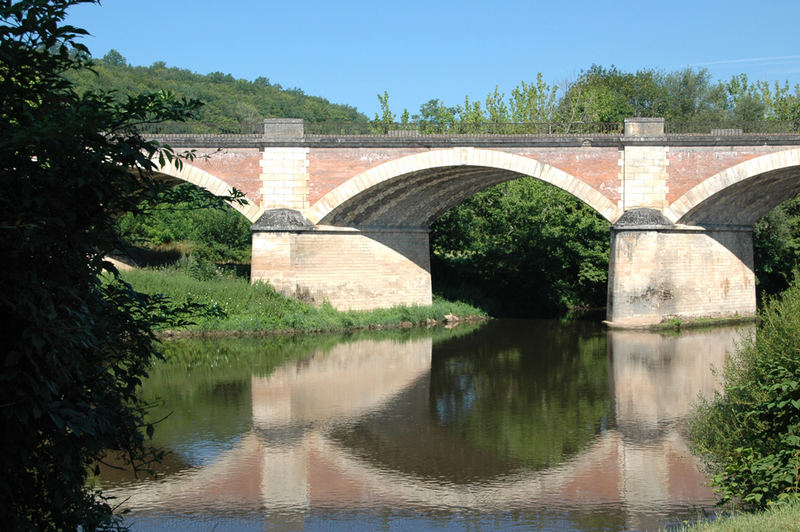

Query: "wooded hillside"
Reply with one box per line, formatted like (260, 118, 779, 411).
(67, 49, 369, 132)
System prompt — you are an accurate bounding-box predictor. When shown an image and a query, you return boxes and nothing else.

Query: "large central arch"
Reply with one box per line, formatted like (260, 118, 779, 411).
(306, 148, 622, 227)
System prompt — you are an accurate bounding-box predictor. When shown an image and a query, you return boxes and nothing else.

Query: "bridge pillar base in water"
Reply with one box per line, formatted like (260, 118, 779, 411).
(606, 222, 756, 328)
(251, 213, 431, 310)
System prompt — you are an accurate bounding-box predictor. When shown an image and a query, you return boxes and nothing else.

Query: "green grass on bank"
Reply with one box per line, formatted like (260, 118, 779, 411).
(682, 502, 800, 531)
(119, 268, 486, 333)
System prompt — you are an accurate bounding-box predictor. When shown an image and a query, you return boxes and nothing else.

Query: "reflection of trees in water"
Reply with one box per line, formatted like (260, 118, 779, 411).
(428, 320, 612, 470)
(327, 376, 516, 484)
(326, 321, 613, 482)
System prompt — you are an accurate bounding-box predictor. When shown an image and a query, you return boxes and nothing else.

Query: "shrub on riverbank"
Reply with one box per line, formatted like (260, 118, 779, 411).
(688, 278, 800, 509)
(120, 267, 486, 333)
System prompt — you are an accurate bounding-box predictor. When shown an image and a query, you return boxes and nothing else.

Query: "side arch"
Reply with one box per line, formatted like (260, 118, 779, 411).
(666, 149, 800, 225)
(306, 148, 621, 227)
(152, 158, 263, 223)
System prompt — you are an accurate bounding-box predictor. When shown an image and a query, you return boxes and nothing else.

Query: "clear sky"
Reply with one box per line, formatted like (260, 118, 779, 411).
(66, 0, 800, 118)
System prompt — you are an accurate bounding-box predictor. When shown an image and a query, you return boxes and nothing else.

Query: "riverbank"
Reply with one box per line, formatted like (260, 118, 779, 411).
(120, 268, 487, 335)
(683, 503, 800, 531)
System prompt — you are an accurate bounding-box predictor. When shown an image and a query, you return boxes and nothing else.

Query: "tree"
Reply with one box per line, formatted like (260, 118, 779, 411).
(101, 48, 125, 66)
(556, 65, 671, 124)
(371, 90, 394, 133)
(456, 94, 483, 132)
(753, 197, 800, 297)
(509, 74, 558, 128)
(0, 1, 236, 528)
(415, 98, 456, 133)
(484, 85, 509, 128)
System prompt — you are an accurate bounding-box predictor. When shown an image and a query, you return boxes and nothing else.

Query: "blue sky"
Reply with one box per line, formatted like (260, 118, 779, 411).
(67, 0, 800, 118)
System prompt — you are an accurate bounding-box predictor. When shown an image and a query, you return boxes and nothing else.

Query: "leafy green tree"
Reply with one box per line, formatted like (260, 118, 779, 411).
(371, 90, 395, 133)
(0, 1, 237, 528)
(509, 74, 558, 128)
(484, 85, 509, 128)
(415, 98, 456, 133)
(557, 65, 669, 124)
(754, 197, 800, 297)
(759, 80, 800, 121)
(456, 94, 484, 132)
(430, 178, 610, 317)
(101, 47, 125, 66)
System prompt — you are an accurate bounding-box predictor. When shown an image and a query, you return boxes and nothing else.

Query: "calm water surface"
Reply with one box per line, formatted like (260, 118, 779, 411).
(101, 320, 751, 531)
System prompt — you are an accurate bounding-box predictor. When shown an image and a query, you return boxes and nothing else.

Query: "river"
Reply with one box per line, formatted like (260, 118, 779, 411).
(99, 319, 750, 531)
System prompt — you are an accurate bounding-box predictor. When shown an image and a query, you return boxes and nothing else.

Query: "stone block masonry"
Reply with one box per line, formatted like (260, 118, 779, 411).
(251, 228, 431, 310)
(619, 146, 670, 210)
(259, 147, 310, 211)
(607, 225, 755, 327)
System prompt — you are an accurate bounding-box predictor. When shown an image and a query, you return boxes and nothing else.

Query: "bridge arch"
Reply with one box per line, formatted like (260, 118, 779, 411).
(306, 148, 622, 227)
(666, 149, 800, 225)
(151, 158, 263, 223)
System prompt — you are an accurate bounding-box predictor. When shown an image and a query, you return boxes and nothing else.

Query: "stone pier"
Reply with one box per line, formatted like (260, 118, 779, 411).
(250, 209, 431, 310)
(606, 210, 755, 327)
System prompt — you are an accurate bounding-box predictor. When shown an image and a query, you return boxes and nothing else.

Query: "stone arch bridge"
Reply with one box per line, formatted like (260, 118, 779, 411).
(149, 118, 800, 327)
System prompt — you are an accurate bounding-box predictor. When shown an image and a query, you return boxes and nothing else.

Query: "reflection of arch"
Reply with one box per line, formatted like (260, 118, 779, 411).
(152, 158, 263, 222)
(307, 148, 622, 227)
(104, 328, 739, 521)
(666, 149, 800, 225)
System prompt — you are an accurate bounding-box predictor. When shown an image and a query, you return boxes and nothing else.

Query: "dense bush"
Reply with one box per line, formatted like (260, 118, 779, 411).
(117, 183, 252, 263)
(688, 279, 800, 508)
(754, 196, 800, 298)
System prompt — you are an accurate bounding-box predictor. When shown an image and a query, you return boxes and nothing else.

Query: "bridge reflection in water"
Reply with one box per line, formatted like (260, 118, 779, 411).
(104, 322, 748, 531)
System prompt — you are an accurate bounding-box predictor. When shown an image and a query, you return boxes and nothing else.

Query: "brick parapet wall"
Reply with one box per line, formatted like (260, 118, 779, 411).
(189, 148, 262, 203)
(665, 146, 782, 203)
(496, 147, 622, 206)
(307, 148, 425, 205)
(148, 133, 800, 150)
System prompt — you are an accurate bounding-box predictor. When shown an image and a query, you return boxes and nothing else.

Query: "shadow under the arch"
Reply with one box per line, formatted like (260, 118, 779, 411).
(679, 166, 800, 228)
